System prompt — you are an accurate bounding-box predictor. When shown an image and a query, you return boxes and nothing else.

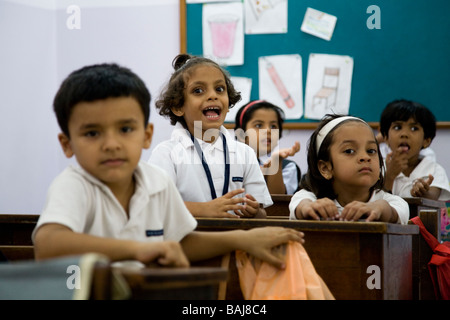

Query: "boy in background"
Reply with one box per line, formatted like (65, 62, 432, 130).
(379, 99, 450, 201)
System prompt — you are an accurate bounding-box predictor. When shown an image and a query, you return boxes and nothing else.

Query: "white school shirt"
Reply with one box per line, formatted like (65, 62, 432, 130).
(289, 189, 410, 225)
(390, 155, 450, 201)
(32, 162, 197, 243)
(148, 123, 273, 208)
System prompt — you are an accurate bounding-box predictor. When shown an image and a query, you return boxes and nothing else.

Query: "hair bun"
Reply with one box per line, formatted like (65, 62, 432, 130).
(173, 54, 193, 71)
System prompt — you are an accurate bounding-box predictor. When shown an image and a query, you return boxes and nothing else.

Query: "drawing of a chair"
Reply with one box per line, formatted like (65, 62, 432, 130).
(312, 68, 339, 112)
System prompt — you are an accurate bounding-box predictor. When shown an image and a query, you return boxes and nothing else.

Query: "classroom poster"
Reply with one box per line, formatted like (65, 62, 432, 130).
(300, 7, 337, 41)
(226, 76, 252, 122)
(304, 53, 354, 120)
(244, 0, 288, 34)
(202, 2, 244, 66)
(258, 54, 303, 119)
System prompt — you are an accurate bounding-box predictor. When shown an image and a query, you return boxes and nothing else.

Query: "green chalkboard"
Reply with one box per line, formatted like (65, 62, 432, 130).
(185, 0, 450, 123)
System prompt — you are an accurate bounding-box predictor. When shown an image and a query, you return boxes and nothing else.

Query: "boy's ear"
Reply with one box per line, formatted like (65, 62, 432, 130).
(422, 137, 432, 149)
(143, 123, 153, 149)
(171, 107, 184, 117)
(318, 160, 333, 180)
(58, 133, 74, 158)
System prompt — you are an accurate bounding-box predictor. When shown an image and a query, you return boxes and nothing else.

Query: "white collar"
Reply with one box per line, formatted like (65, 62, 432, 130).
(70, 161, 165, 197)
(171, 122, 236, 152)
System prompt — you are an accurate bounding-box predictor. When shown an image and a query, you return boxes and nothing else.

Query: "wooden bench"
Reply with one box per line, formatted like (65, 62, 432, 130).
(195, 218, 419, 300)
(116, 266, 228, 300)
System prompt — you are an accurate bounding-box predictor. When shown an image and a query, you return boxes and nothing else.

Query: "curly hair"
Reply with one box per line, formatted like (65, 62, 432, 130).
(155, 54, 241, 128)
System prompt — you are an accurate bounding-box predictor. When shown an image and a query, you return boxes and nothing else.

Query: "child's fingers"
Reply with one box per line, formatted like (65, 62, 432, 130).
(291, 141, 301, 154)
(365, 210, 380, 222)
(245, 194, 256, 201)
(223, 188, 245, 198)
(218, 211, 241, 218)
(313, 200, 338, 220)
(341, 206, 365, 221)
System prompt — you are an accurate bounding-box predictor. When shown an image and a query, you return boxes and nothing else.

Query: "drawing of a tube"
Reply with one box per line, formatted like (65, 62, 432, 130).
(266, 59, 295, 109)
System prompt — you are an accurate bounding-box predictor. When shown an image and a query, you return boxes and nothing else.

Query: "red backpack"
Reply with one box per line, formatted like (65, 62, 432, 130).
(411, 216, 450, 300)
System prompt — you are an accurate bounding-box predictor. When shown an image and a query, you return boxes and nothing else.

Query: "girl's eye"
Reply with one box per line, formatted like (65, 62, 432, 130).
(192, 87, 204, 94)
(411, 126, 419, 132)
(393, 125, 402, 131)
(343, 149, 355, 154)
(367, 148, 378, 155)
(216, 86, 225, 93)
(270, 125, 279, 129)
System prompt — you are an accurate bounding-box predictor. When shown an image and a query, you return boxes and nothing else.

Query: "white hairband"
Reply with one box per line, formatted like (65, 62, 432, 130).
(315, 116, 366, 155)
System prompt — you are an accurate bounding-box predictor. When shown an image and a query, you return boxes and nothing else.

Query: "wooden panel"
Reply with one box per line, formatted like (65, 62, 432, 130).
(0, 214, 39, 246)
(117, 266, 228, 300)
(195, 218, 418, 300)
(0, 245, 34, 261)
(266, 194, 291, 217)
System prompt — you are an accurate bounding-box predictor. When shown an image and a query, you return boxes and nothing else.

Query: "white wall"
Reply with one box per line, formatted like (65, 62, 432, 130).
(1, 0, 449, 214)
(0, 0, 177, 213)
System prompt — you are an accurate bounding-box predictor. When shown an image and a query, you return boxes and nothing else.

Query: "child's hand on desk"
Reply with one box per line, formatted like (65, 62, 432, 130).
(341, 201, 382, 222)
(135, 241, 189, 268)
(296, 198, 338, 220)
(341, 200, 398, 223)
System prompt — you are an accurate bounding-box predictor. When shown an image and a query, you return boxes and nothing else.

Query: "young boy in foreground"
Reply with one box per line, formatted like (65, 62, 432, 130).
(32, 63, 304, 269)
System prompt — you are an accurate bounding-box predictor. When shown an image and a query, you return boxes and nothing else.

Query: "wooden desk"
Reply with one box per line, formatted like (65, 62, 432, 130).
(0, 214, 38, 261)
(196, 218, 419, 300)
(266, 194, 291, 217)
(268, 196, 447, 220)
(116, 266, 228, 300)
(404, 197, 446, 222)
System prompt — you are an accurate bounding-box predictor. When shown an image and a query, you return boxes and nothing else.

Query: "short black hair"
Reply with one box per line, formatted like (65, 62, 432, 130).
(379, 99, 436, 141)
(53, 63, 151, 137)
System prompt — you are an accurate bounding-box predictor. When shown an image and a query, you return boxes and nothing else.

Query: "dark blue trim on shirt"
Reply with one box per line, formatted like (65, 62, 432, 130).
(146, 229, 164, 237)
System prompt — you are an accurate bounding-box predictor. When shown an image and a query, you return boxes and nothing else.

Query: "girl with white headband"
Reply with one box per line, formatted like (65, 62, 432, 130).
(289, 114, 409, 224)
